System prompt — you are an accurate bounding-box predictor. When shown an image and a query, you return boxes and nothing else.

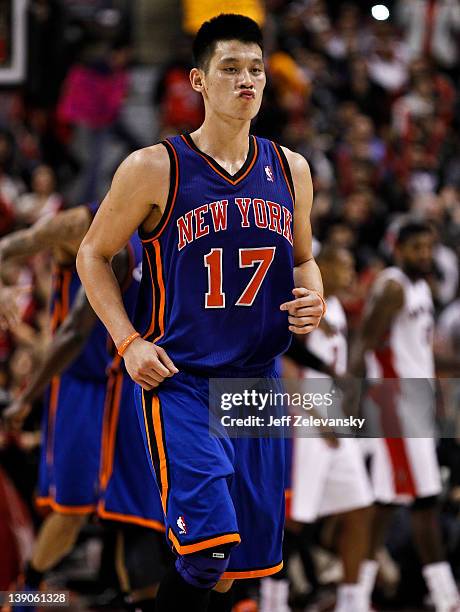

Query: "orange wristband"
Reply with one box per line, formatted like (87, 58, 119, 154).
(117, 332, 140, 357)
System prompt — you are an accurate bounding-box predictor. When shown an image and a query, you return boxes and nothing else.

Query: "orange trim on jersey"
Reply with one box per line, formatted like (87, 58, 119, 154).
(152, 395, 168, 513)
(141, 240, 166, 343)
(60, 268, 72, 320)
(271, 142, 295, 206)
(97, 501, 165, 532)
(152, 241, 166, 342)
(50, 301, 61, 333)
(141, 140, 180, 243)
(141, 390, 154, 468)
(168, 529, 241, 555)
(181, 134, 258, 186)
(99, 369, 123, 490)
(104, 370, 123, 487)
(142, 245, 157, 340)
(46, 376, 60, 464)
(35, 496, 95, 515)
(99, 373, 115, 488)
(222, 561, 283, 580)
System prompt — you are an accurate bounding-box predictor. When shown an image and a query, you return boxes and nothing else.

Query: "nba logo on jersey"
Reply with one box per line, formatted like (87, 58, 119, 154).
(177, 515, 187, 534)
(265, 165, 274, 182)
(132, 261, 142, 283)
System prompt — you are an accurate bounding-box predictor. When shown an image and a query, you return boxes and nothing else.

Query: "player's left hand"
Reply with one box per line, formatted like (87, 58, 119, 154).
(2, 398, 32, 432)
(280, 287, 324, 334)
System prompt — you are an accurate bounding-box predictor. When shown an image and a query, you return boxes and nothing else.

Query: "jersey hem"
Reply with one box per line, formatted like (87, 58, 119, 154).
(168, 528, 241, 555)
(97, 501, 165, 532)
(222, 561, 283, 580)
(35, 495, 96, 515)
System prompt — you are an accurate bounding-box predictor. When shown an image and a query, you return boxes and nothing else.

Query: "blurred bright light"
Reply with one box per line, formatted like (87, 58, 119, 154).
(371, 4, 390, 20)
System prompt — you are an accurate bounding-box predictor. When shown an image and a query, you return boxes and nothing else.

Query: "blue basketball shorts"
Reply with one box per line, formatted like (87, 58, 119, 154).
(134, 369, 286, 579)
(37, 371, 106, 513)
(98, 367, 165, 531)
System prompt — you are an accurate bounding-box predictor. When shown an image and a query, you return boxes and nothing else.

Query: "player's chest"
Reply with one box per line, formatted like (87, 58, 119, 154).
(173, 194, 293, 252)
(400, 289, 434, 335)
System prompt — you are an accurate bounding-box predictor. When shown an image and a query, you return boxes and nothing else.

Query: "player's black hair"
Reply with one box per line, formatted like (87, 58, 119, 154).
(396, 220, 433, 246)
(193, 13, 263, 71)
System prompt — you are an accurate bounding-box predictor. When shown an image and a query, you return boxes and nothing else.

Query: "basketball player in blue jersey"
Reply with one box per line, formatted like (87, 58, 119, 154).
(2, 219, 168, 611)
(77, 14, 325, 612)
(0, 205, 111, 604)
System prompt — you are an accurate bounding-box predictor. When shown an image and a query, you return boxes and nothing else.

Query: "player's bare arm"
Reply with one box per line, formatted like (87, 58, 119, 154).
(0, 207, 92, 267)
(3, 285, 98, 430)
(279, 149, 324, 334)
(3, 249, 130, 430)
(77, 145, 178, 390)
(0, 207, 92, 328)
(349, 279, 404, 377)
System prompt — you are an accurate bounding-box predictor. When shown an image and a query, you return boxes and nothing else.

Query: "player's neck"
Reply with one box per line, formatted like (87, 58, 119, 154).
(190, 116, 251, 166)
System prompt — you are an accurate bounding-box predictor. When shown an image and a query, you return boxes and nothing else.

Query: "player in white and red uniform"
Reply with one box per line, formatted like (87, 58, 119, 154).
(351, 221, 460, 612)
(261, 246, 373, 612)
(364, 264, 441, 501)
(293, 254, 373, 528)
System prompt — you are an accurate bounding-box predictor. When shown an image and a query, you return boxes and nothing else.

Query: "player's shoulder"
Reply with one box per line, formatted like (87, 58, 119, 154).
(380, 276, 405, 305)
(120, 143, 170, 176)
(277, 145, 311, 178)
(110, 143, 171, 199)
(112, 144, 168, 188)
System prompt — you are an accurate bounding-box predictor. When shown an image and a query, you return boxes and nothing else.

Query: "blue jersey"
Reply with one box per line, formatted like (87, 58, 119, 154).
(135, 134, 295, 376)
(49, 203, 110, 382)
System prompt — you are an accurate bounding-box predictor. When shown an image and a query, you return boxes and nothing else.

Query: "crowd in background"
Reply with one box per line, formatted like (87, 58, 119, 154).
(1, 0, 460, 607)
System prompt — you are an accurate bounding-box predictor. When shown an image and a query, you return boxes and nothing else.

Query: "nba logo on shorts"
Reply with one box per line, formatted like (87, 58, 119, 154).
(265, 165, 274, 182)
(177, 515, 187, 534)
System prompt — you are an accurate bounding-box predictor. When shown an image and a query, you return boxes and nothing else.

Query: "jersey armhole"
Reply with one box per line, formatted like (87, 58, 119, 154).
(138, 140, 179, 243)
(271, 142, 296, 206)
(120, 242, 135, 293)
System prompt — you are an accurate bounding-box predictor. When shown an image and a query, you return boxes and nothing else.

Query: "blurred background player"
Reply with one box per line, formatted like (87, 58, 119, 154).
(350, 221, 460, 612)
(0, 204, 112, 605)
(1, 215, 169, 612)
(262, 245, 373, 612)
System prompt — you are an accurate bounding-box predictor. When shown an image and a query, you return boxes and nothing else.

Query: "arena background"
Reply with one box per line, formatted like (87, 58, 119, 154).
(1, 1, 460, 611)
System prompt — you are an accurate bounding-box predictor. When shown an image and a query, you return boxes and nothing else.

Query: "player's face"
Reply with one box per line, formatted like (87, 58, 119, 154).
(399, 232, 434, 277)
(196, 40, 266, 121)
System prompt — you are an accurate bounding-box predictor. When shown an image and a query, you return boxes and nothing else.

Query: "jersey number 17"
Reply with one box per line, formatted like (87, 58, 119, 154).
(204, 247, 276, 308)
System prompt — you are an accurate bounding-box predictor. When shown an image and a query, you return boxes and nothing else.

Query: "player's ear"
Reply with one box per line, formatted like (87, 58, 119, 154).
(190, 68, 205, 93)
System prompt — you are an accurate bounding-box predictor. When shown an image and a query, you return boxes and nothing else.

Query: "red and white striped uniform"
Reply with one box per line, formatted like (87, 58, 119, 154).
(363, 267, 441, 503)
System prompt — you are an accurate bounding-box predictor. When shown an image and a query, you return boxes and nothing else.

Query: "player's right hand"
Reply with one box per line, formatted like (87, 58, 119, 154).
(123, 337, 179, 390)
